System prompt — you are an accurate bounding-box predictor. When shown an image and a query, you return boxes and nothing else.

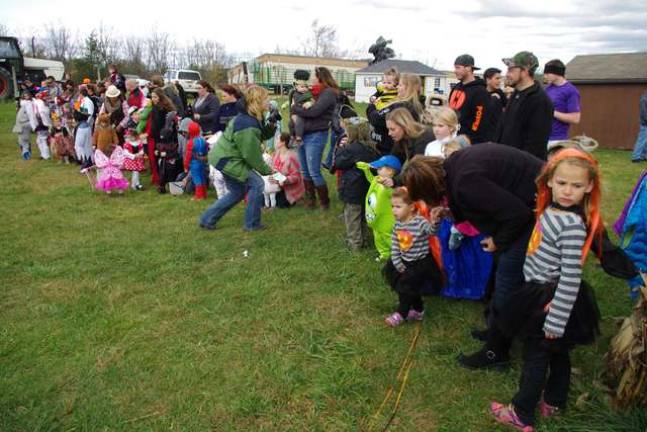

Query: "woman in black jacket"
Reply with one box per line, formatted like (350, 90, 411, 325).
(150, 88, 179, 194)
(291, 67, 339, 210)
(367, 73, 425, 155)
(192, 80, 221, 135)
(402, 144, 544, 368)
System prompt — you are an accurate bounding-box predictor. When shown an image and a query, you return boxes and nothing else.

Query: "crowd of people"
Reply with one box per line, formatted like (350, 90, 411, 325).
(12, 52, 645, 431)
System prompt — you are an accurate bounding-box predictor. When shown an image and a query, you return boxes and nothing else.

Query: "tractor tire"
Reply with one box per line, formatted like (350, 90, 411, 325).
(0, 67, 14, 100)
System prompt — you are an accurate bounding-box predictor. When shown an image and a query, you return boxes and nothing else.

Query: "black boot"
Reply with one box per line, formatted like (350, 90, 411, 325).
(457, 347, 509, 371)
(471, 327, 489, 342)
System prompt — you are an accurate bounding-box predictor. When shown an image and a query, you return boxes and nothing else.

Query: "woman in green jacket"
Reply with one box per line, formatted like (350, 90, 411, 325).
(199, 85, 276, 231)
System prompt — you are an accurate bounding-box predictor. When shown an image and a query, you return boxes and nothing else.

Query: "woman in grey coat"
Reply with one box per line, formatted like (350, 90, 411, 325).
(192, 81, 221, 135)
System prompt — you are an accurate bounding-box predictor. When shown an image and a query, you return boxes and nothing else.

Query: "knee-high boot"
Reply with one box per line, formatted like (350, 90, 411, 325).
(315, 184, 330, 210)
(303, 179, 316, 209)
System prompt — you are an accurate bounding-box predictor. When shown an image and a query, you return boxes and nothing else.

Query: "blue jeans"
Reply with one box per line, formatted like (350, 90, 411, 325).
(632, 124, 647, 161)
(297, 130, 328, 186)
(491, 224, 534, 319)
(199, 171, 264, 230)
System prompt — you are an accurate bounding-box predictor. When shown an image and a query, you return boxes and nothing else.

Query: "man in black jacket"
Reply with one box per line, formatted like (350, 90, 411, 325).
(496, 51, 553, 160)
(484, 67, 506, 138)
(448, 54, 492, 143)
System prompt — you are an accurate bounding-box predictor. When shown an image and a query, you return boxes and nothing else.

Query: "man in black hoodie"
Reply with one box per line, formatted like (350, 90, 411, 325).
(448, 54, 492, 143)
(496, 51, 553, 160)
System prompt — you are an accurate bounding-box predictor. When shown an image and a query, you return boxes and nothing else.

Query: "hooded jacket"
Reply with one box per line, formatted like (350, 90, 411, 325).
(448, 78, 492, 143)
(496, 81, 553, 160)
(208, 113, 274, 183)
(331, 140, 379, 205)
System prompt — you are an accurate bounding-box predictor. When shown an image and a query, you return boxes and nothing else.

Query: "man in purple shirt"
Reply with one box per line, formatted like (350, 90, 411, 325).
(544, 59, 581, 142)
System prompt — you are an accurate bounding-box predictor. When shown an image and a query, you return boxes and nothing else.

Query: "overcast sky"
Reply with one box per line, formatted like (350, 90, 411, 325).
(2, 0, 646, 71)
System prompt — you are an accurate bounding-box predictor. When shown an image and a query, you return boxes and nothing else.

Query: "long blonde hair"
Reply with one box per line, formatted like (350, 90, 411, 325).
(393, 73, 423, 114)
(386, 107, 426, 140)
(244, 85, 268, 122)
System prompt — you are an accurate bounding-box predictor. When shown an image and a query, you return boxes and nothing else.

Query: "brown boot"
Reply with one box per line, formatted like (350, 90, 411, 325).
(303, 179, 316, 209)
(315, 184, 330, 210)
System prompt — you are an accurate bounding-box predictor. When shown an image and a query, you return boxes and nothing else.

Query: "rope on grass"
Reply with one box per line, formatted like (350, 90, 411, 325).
(367, 321, 422, 431)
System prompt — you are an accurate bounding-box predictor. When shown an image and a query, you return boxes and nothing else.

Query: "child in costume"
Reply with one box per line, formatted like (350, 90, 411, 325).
(33, 91, 52, 160)
(382, 187, 441, 327)
(207, 132, 229, 199)
(272, 132, 304, 208)
(331, 117, 379, 251)
(183, 121, 209, 200)
(49, 115, 74, 164)
(424, 107, 459, 157)
(94, 146, 129, 194)
(13, 91, 34, 160)
(93, 112, 119, 156)
(357, 155, 401, 259)
(490, 148, 603, 431)
(369, 67, 400, 111)
(262, 151, 281, 208)
(288, 69, 314, 146)
(122, 129, 146, 191)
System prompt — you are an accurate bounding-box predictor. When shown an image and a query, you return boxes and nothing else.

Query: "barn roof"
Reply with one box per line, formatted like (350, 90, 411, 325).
(356, 59, 441, 76)
(566, 52, 647, 84)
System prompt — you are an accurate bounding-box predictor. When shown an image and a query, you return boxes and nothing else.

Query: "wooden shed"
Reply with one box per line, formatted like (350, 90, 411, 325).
(567, 52, 647, 149)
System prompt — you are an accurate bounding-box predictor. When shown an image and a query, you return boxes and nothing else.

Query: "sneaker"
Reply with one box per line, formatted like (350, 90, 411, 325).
(457, 348, 509, 371)
(490, 402, 534, 431)
(385, 312, 405, 327)
(243, 224, 267, 232)
(135, 184, 144, 191)
(539, 400, 560, 418)
(406, 309, 424, 321)
(199, 223, 216, 231)
(471, 327, 489, 342)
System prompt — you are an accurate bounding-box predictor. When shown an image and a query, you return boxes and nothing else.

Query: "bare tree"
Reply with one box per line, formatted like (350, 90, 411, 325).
(123, 37, 147, 75)
(146, 28, 172, 73)
(44, 23, 78, 64)
(95, 23, 120, 65)
(302, 20, 341, 58)
(0, 23, 9, 37)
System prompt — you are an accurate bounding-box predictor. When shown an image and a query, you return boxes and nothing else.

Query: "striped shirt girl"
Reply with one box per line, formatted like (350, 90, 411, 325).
(390, 216, 438, 272)
(523, 207, 587, 337)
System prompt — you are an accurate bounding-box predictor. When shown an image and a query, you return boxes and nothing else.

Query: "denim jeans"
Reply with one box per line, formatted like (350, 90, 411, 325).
(491, 224, 534, 320)
(297, 130, 328, 186)
(631, 124, 647, 161)
(198, 171, 264, 230)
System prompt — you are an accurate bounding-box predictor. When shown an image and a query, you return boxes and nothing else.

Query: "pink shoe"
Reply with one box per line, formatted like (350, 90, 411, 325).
(490, 402, 534, 432)
(406, 309, 424, 321)
(539, 400, 560, 418)
(385, 312, 405, 327)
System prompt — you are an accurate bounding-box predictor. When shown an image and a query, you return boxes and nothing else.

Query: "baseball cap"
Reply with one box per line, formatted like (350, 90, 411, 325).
(369, 155, 402, 172)
(502, 51, 539, 73)
(454, 54, 480, 70)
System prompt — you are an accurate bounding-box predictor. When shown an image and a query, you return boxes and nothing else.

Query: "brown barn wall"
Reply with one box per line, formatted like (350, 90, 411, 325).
(570, 83, 647, 149)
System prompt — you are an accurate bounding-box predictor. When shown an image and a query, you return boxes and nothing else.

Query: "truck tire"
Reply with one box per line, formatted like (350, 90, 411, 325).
(0, 67, 14, 100)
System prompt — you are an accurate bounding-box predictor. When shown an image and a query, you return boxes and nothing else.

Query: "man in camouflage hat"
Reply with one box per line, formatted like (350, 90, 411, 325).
(495, 51, 553, 160)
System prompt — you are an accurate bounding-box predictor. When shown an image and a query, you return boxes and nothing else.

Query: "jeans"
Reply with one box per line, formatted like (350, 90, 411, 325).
(297, 130, 328, 186)
(199, 171, 264, 230)
(512, 337, 571, 425)
(491, 224, 534, 321)
(631, 124, 647, 161)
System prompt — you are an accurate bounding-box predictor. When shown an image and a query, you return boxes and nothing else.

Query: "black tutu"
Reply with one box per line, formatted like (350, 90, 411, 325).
(383, 254, 443, 296)
(496, 280, 601, 349)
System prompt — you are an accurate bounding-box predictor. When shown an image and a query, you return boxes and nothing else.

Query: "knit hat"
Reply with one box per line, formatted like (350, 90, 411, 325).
(547, 135, 599, 154)
(293, 69, 310, 86)
(502, 51, 539, 73)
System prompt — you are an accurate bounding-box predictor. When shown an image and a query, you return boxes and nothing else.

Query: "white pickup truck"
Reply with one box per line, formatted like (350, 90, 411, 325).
(163, 69, 202, 95)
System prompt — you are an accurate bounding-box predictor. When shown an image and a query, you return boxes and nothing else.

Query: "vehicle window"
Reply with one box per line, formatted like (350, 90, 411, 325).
(178, 72, 200, 81)
(0, 39, 21, 58)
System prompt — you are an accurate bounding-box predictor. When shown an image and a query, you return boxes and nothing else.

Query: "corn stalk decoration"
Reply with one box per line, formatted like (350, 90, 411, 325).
(605, 274, 647, 409)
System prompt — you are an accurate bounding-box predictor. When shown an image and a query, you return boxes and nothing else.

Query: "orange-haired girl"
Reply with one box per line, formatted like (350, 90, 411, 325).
(490, 148, 603, 431)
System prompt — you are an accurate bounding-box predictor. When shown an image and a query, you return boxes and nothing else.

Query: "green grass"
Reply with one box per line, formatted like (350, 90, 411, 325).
(1, 100, 646, 431)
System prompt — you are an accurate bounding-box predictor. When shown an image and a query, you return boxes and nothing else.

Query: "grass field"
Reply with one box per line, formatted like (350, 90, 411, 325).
(1, 100, 646, 431)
